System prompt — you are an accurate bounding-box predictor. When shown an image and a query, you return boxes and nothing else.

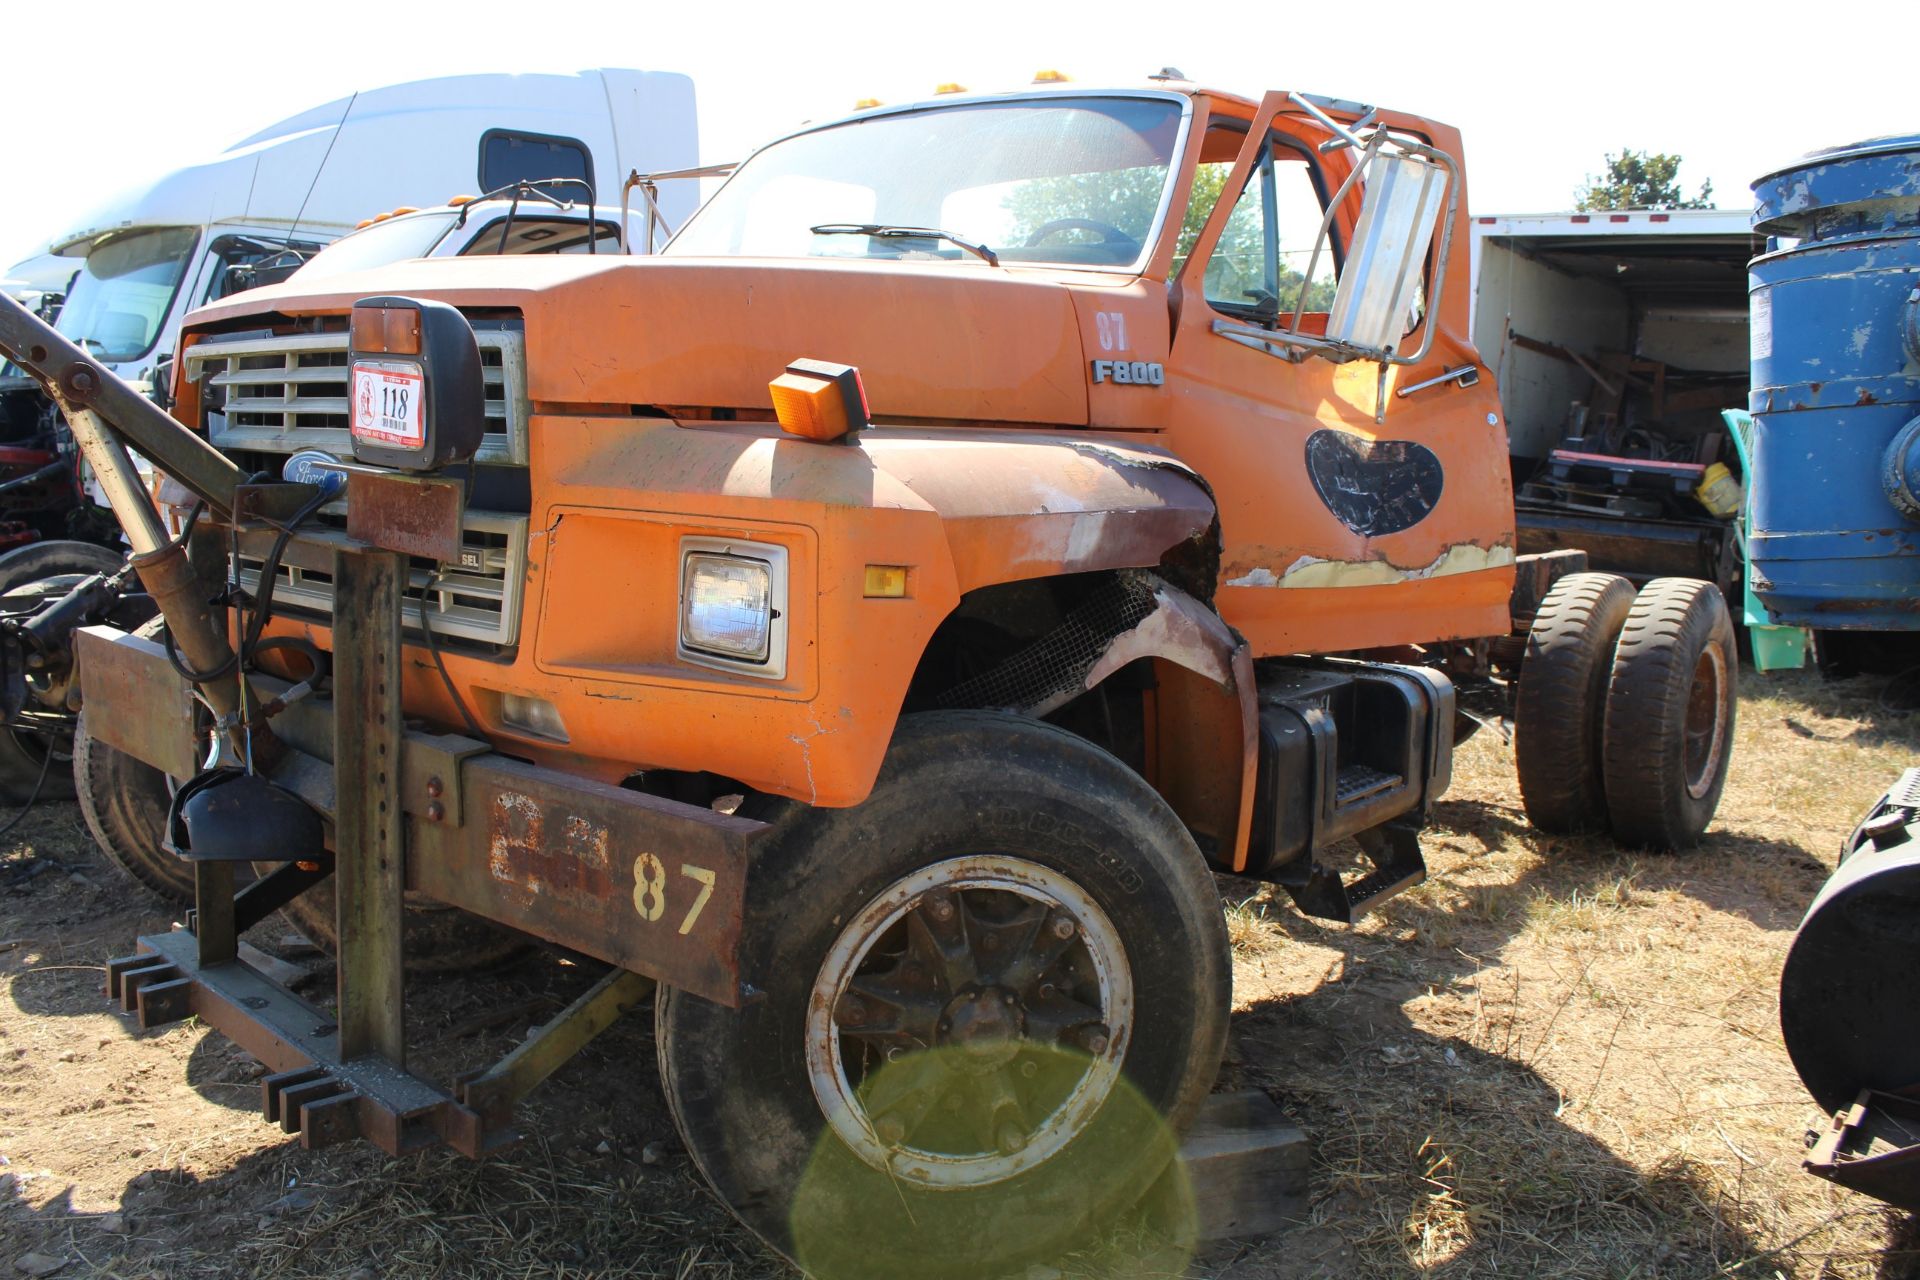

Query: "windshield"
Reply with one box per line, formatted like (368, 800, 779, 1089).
(293, 212, 460, 283)
(667, 95, 1185, 269)
(54, 226, 198, 362)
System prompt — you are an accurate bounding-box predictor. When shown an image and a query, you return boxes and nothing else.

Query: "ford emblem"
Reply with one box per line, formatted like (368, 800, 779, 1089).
(282, 449, 348, 498)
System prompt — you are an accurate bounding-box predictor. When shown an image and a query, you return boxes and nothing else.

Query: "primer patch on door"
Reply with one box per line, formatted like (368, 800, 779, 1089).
(1304, 428, 1444, 536)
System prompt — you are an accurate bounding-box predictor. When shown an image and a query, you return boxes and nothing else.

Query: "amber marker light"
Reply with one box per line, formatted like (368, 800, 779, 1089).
(349, 303, 423, 355)
(769, 358, 870, 442)
(863, 566, 909, 598)
(1032, 69, 1070, 83)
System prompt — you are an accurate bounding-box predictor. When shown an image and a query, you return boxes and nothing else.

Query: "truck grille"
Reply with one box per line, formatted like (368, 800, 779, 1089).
(237, 509, 528, 649)
(185, 329, 529, 464)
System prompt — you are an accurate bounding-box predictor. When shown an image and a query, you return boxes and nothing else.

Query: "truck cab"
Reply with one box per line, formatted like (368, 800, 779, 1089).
(0, 76, 1732, 1280)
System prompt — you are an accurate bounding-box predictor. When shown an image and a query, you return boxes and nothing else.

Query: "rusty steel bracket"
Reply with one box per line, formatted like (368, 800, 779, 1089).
(456, 968, 656, 1135)
(1805, 1089, 1920, 1209)
(346, 469, 465, 563)
(73, 626, 202, 780)
(105, 931, 491, 1156)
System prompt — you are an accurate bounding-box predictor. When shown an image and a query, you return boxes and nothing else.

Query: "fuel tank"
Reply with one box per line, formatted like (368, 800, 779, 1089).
(1781, 769, 1920, 1114)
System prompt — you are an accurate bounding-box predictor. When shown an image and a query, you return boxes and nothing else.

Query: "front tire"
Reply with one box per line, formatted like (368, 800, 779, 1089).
(656, 711, 1229, 1279)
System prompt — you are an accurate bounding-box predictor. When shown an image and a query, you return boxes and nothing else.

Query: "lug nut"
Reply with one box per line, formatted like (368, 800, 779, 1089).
(927, 896, 955, 922)
(836, 996, 867, 1027)
(1020, 1060, 1038, 1079)
(876, 1116, 906, 1145)
(1080, 1024, 1110, 1055)
(996, 1122, 1027, 1155)
(1051, 916, 1076, 940)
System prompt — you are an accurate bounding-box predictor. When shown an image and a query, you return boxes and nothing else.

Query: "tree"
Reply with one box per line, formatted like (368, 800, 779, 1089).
(1575, 150, 1715, 211)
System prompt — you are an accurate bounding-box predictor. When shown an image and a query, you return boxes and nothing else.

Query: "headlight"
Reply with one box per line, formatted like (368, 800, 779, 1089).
(678, 538, 789, 678)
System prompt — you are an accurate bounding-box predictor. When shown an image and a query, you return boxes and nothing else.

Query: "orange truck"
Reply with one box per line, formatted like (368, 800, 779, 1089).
(0, 75, 1737, 1275)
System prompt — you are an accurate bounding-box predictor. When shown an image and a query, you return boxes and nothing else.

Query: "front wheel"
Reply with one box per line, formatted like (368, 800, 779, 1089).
(657, 711, 1229, 1279)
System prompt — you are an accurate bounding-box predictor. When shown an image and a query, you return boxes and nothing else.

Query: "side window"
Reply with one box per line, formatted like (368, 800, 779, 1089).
(479, 130, 595, 199)
(1202, 142, 1337, 323)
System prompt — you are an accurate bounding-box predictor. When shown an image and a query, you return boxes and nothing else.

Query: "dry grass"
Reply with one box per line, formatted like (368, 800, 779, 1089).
(1210, 667, 1920, 1278)
(2, 667, 1918, 1278)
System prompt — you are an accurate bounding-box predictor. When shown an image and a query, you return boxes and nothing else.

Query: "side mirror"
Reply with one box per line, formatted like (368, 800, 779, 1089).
(347, 296, 485, 472)
(1325, 149, 1449, 356)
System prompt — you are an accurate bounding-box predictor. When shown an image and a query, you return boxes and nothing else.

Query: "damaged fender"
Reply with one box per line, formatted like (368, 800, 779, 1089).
(1078, 578, 1259, 874)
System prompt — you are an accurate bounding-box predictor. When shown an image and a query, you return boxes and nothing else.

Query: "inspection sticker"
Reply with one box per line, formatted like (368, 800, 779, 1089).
(351, 360, 425, 448)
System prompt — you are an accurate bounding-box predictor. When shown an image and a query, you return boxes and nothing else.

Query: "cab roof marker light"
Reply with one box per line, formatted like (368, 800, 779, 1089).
(854, 97, 883, 109)
(935, 83, 967, 95)
(1032, 69, 1070, 83)
(446, 194, 477, 207)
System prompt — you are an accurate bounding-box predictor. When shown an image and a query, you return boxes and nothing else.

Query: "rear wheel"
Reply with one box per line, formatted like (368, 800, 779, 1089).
(0, 540, 127, 802)
(1602, 578, 1737, 850)
(1514, 572, 1636, 835)
(656, 711, 1229, 1279)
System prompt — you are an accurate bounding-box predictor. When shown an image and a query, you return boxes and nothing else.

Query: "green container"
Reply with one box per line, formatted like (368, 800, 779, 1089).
(1724, 409, 1811, 672)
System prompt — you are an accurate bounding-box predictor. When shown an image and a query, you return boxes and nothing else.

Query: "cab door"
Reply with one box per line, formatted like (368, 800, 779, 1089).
(1162, 92, 1513, 659)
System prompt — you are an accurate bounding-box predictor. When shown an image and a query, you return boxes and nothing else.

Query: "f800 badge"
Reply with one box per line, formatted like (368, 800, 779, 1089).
(1091, 359, 1165, 386)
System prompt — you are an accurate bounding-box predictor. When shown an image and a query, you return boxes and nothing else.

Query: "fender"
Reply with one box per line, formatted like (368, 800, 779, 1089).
(962, 571, 1257, 873)
(376, 419, 1229, 811)
(855, 431, 1216, 592)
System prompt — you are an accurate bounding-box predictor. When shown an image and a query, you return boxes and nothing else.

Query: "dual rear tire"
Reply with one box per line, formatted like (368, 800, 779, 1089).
(1515, 573, 1736, 850)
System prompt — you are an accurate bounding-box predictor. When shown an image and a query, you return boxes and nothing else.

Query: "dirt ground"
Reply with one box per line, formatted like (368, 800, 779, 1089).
(3, 668, 1918, 1279)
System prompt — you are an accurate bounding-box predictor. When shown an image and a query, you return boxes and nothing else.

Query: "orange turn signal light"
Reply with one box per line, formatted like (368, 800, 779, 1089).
(935, 82, 967, 95)
(863, 565, 909, 598)
(853, 97, 883, 109)
(349, 303, 423, 356)
(1032, 69, 1070, 83)
(769, 359, 870, 442)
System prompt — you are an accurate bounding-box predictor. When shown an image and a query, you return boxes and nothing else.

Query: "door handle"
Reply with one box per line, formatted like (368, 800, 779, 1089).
(1395, 364, 1480, 398)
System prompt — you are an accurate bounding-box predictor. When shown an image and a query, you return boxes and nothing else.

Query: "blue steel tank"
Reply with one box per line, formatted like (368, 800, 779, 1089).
(1747, 135, 1920, 629)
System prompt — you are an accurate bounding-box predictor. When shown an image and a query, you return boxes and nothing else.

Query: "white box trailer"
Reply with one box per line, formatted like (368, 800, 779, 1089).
(1470, 209, 1760, 591)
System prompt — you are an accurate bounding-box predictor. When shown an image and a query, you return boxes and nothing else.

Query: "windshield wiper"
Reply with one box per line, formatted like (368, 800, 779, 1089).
(810, 223, 999, 267)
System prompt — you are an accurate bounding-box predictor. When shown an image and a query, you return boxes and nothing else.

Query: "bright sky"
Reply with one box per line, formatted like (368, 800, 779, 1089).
(2, 0, 1907, 271)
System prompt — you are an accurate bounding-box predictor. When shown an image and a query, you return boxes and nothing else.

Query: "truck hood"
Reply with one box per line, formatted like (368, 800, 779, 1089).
(186, 254, 1092, 425)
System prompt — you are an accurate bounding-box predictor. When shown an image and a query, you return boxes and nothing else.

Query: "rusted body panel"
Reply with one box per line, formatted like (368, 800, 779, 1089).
(1161, 96, 1513, 655)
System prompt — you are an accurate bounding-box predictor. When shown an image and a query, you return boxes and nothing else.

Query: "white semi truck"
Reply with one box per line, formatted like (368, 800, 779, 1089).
(37, 68, 699, 403)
